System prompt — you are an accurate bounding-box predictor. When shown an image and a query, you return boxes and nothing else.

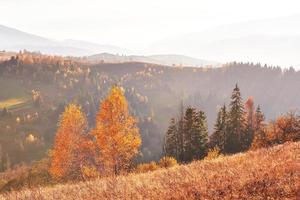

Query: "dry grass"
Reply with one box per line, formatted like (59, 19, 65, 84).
(1, 142, 300, 200)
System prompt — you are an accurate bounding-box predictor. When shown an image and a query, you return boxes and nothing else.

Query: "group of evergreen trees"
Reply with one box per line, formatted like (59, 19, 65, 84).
(164, 104, 208, 163)
(210, 84, 265, 154)
(165, 84, 266, 162)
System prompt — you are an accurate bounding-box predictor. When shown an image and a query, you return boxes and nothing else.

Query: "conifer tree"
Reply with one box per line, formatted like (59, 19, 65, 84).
(183, 107, 196, 162)
(251, 105, 267, 149)
(164, 118, 178, 159)
(210, 105, 227, 153)
(254, 105, 265, 131)
(226, 84, 245, 153)
(191, 111, 208, 159)
(177, 101, 185, 162)
(182, 107, 208, 162)
(164, 105, 208, 162)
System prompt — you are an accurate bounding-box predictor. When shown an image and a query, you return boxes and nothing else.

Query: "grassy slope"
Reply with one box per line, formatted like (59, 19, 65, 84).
(1, 142, 300, 200)
(0, 77, 30, 110)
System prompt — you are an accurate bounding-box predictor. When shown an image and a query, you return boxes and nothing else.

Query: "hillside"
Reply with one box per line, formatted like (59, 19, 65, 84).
(88, 53, 219, 67)
(1, 141, 299, 199)
(2, 53, 300, 169)
(0, 25, 128, 56)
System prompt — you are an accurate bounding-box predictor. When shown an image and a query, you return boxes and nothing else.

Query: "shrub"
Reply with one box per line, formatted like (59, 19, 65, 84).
(0, 158, 52, 192)
(158, 156, 177, 168)
(204, 147, 222, 160)
(136, 162, 159, 173)
(81, 166, 100, 180)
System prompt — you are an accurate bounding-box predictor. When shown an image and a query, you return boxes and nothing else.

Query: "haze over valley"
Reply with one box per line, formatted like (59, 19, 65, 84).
(0, 0, 300, 199)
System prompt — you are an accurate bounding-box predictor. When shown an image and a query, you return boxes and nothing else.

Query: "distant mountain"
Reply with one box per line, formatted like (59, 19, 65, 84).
(147, 15, 300, 68)
(88, 53, 219, 67)
(88, 53, 155, 63)
(0, 25, 52, 47)
(148, 54, 219, 67)
(0, 25, 129, 56)
(0, 25, 218, 67)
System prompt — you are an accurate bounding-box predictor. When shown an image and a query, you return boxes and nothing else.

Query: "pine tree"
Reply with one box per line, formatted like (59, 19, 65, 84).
(210, 104, 227, 153)
(254, 105, 265, 131)
(251, 105, 267, 149)
(177, 101, 185, 162)
(92, 86, 141, 175)
(164, 118, 178, 160)
(183, 107, 196, 162)
(226, 84, 245, 153)
(191, 111, 208, 159)
(181, 107, 208, 162)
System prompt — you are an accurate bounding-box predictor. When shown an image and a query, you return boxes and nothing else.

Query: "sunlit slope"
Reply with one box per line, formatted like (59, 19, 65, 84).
(2, 141, 299, 200)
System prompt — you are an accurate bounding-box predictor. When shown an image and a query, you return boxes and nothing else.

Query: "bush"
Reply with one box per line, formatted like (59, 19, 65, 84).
(204, 147, 222, 160)
(0, 158, 52, 192)
(136, 162, 159, 173)
(81, 166, 100, 180)
(158, 156, 177, 168)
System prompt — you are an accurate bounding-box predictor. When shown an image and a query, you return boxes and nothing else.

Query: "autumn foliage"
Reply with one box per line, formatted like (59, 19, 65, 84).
(49, 104, 94, 180)
(252, 112, 300, 149)
(49, 87, 141, 180)
(92, 86, 141, 175)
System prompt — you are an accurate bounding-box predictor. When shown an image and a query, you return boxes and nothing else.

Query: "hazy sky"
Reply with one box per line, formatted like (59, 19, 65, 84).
(1, 0, 300, 49)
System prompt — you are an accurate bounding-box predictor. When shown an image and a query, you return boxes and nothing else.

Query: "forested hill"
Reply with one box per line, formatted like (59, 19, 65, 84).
(0, 52, 300, 170)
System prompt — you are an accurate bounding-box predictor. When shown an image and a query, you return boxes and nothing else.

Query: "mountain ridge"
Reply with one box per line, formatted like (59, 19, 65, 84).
(0, 25, 219, 67)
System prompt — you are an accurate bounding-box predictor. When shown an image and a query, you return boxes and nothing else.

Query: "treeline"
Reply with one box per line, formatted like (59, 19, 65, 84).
(165, 84, 300, 162)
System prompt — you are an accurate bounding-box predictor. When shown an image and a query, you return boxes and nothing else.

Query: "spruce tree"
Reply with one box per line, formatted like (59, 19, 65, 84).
(210, 104, 227, 153)
(255, 105, 265, 130)
(251, 105, 267, 149)
(164, 118, 178, 159)
(191, 111, 208, 159)
(177, 101, 185, 162)
(226, 84, 245, 153)
(183, 107, 197, 162)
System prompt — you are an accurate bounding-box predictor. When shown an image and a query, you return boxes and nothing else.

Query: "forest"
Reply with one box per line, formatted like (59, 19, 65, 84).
(0, 51, 299, 194)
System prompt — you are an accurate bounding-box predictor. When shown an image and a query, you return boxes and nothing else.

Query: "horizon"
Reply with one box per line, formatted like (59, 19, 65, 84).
(1, 0, 300, 68)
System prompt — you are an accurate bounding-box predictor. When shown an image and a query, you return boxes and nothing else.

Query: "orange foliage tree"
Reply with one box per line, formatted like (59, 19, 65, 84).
(92, 86, 141, 175)
(49, 104, 95, 180)
(252, 112, 300, 149)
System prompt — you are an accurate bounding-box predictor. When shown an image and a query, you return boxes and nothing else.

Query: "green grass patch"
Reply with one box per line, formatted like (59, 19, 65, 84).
(0, 78, 28, 101)
(0, 77, 31, 110)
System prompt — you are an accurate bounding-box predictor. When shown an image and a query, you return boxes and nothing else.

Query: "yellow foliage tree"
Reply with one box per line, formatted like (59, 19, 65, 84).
(49, 104, 94, 180)
(92, 86, 141, 175)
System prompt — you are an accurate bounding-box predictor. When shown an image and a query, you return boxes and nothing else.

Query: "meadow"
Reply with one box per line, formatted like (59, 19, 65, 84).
(0, 77, 30, 110)
(1, 141, 299, 200)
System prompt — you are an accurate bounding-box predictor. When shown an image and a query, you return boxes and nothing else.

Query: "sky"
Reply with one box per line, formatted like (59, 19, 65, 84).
(1, 0, 300, 50)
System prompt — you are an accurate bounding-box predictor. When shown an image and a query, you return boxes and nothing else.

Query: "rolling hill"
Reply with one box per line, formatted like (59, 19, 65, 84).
(0, 25, 129, 56)
(1, 141, 299, 199)
(0, 25, 219, 67)
(87, 53, 219, 67)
